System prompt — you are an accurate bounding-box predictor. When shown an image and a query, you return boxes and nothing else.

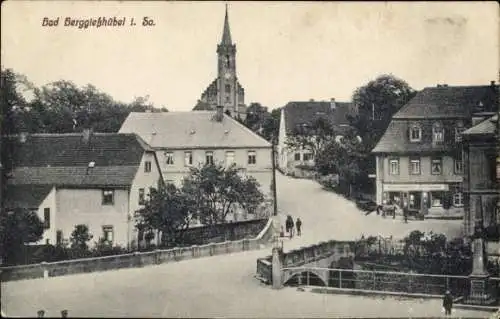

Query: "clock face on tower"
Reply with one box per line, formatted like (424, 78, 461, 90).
(224, 72, 232, 79)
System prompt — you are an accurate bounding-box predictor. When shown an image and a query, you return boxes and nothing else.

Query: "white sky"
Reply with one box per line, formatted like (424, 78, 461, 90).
(1, 1, 498, 111)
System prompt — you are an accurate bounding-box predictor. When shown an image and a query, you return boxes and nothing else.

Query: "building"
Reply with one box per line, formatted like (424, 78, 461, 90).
(277, 99, 356, 177)
(119, 108, 274, 217)
(192, 5, 247, 120)
(3, 131, 163, 248)
(372, 83, 499, 218)
(462, 114, 499, 242)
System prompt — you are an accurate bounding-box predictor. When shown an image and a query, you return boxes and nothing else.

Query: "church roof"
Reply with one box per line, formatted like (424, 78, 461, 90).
(119, 111, 271, 149)
(221, 4, 232, 45)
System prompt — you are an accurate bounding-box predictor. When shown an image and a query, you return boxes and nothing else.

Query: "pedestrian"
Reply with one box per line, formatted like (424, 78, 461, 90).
(296, 218, 302, 236)
(289, 217, 294, 239)
(443, 290, 453, 316)
(402, 199, 408, 223)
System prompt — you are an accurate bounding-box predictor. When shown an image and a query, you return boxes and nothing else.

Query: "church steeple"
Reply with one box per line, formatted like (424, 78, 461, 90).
(220, 4, 232, 45)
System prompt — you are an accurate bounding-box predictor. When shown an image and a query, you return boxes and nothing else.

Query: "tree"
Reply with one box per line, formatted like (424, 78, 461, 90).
(70, 224, 93, 251)
(351, 74, 416, 151)
(285, 117, 337, 159)
(135, 183, 196, 247)
(0, 208, 44, 265)
(182, 164, 265, 225)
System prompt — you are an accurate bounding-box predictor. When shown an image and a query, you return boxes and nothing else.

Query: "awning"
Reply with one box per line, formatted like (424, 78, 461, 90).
(383, 183, 449, 192)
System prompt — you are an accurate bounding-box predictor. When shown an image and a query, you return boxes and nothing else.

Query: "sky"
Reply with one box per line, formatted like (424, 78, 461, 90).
(1, 1, 498, 111)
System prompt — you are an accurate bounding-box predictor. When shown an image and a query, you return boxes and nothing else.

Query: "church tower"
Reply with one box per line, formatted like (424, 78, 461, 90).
(194, 5, 246, 120)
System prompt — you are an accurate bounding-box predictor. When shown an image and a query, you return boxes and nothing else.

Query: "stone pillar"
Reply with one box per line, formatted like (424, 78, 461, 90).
(272, 238, 284, 289)
(468, 224, 494, 305)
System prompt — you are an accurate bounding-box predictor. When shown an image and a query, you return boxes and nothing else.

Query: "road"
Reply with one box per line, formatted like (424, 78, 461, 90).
(2, 173, 485, 318)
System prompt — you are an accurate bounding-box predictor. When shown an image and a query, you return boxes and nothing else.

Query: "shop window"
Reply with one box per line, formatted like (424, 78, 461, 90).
(431, 191, 444, 207)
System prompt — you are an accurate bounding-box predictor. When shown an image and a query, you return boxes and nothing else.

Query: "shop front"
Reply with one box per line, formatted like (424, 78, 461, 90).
(382, 183, 464, 217)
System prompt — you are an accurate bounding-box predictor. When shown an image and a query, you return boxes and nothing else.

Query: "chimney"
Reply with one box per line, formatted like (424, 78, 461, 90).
(330, 98, 336, 110)
(82, 128, 92, 144)
(215, 105, 224, 122)
(19, 132, 28, 143)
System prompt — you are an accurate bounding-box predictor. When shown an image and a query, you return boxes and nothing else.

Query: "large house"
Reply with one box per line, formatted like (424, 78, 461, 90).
(119, 108, 274, 217)
(3, 131, 163, 248)
(462, 114, 499, 244)
(192, 5, 247, 120)
(277, 99, 356, 177)
(372, 82, 499, 218)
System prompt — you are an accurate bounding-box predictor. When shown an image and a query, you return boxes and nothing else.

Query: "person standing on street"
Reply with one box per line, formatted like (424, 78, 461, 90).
(289, 217, 294, 239)
(443, 290, 453, 316)
(296, 218, 302, 236)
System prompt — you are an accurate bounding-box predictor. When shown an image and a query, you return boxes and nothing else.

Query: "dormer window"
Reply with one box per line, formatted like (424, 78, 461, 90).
(433, 122, 444, 144)
(409, 123, 422, 142)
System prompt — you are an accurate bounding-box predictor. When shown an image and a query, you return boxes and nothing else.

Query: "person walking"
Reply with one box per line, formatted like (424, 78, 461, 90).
(296, 218, 302, 236)
(288, 216, 295, 239)
(443, 290, 453, 316)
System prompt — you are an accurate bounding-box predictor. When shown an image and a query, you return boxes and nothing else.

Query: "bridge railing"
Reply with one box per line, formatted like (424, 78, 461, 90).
(282, 266, 500, 301)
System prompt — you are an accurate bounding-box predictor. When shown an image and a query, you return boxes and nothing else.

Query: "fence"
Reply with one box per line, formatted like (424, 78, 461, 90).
(283, 266, 500, 302)
(1, 218, 276, 282)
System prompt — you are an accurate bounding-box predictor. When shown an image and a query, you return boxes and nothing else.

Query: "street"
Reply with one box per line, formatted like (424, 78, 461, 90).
(1, 173, 482, 318)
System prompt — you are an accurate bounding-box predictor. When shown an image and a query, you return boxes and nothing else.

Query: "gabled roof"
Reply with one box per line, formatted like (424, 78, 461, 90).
(283, 101, 354, 134)
(4, 185, 54, 209)
(4, 133, 151, 187)
(393, 84, 499, 119)
(119, 111, 271, 149)
(463, 115, 498, 136)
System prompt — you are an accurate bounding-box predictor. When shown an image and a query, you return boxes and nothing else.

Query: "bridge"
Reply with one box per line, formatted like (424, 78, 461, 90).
(256, 239, 355, 287)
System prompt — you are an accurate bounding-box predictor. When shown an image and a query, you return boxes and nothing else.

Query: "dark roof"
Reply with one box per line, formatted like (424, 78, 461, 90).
(193, 100, 214, 111)
(393, 85, 499, 119)
(372, 120, 461, 154)
(463, 115, 498, 136)
(4, 133, 151, 187)
(4, 185, 54, 209)
(283, 101, 355, 134)
(4, 133, 150, 167)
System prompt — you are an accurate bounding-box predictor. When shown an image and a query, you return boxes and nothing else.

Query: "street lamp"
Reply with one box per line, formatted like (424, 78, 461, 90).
(271, 134, 278, 216)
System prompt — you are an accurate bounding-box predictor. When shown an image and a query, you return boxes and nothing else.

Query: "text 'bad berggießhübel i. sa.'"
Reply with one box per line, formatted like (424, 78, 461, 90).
(41, 16, 156, 29)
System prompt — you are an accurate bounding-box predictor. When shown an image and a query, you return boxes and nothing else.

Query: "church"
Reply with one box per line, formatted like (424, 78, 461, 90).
(192, 5, 247, 120)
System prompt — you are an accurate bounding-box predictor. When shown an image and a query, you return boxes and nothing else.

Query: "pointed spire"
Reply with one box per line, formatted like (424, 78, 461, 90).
(221, 3, 232, 45)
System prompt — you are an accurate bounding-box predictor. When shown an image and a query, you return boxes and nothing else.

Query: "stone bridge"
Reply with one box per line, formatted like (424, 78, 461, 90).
(256, 239, 355, 287)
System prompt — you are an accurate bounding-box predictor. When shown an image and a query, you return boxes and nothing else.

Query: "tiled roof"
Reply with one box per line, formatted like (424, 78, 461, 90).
(371, 120, 459, 154)
(393, 85, 499, 119)
(4, 185, 54, 209)
(9, 166, 139, 187)
(4, 133, 150, 168)
(463, 115, 498, 136)
(119, 111, 271, 149)
(3, 133, 150, 187)
(283, 101, 354, 134)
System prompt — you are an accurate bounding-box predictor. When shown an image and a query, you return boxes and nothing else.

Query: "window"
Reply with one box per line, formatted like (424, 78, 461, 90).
(165, 152, 174, 165)
(144, 161, 152, 173)
(431, 191, 444, 207)
(226, 151, 235, 166)
(455, 121, 465, 142)
(409, 124, 422, 142)
(138, 188, 145, 205)
(294, 153, 301, 161)
(43, 208, 50, 229)
(102, 189, 114, 205)
(206, 151, 214, 165)
(225, 84, 231, 93)
(431, 157, 442, 175)
(454, 156, 463, 175)
(225, 96, 230, 103)
(389, 158, 399, 175)
(453, 192, 463, 207)
(303, 153, 312, 161)
(56, 230, 63, 246)
(248, 151, 257, 165)
(432, 122, 444, 143)
(225, 55, 230, 68)
(184, 151, 192, 166)
(102, 225, 114, 243)
(410, 157, 421, 175)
